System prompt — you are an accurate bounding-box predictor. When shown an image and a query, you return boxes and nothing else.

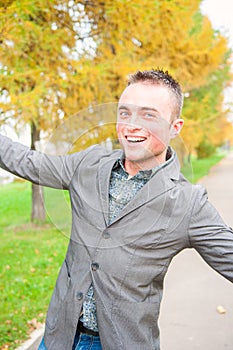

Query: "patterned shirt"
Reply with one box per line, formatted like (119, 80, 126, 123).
(80, 150, 174, 331)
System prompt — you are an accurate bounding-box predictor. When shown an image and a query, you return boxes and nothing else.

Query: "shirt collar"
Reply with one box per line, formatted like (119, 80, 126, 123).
(112, 147, 175, 180)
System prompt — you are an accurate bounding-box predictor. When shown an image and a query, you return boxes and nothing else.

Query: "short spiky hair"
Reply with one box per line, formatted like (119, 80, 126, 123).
(127, 69, 183, 119)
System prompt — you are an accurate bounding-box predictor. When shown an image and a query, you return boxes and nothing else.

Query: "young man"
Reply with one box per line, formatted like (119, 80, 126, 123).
(0, 69, 233, 350)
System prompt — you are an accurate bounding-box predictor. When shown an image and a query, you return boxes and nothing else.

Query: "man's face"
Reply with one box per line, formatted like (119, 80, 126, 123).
(116, 82, 183, 171)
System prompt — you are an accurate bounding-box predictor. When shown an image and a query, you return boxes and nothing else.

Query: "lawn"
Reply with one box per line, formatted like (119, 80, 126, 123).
(0, 182, 69, 349)
(181, 152, 226, 183)
(0, 150, 227, 349)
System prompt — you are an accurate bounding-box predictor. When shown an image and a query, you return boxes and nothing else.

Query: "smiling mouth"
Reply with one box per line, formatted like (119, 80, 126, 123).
(126, 136, 147, 143)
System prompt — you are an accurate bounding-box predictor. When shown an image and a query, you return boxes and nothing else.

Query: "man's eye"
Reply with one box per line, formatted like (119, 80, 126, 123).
(119, 111, 129, 117)
(145, 113, 156, 118)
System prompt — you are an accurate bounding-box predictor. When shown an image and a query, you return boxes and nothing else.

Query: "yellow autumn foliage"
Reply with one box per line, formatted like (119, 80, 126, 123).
(0, 0, 232, 156)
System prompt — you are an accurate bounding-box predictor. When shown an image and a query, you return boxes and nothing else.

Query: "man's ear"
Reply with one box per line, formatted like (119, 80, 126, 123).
(170, 119, 184, 139)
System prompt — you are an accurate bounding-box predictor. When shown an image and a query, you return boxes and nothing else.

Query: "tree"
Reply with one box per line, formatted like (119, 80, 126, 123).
(181, 48, 233, 156)
(70, 0, 233, 156)
(0, 0, 80, 221)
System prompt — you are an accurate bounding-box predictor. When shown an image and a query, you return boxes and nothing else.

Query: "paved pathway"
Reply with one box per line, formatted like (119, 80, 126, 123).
(19, 152, 233, 350)
(159, 151, 233, 350)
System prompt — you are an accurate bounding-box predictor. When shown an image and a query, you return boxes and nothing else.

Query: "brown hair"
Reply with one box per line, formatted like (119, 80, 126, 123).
(127, 69, 183, 119)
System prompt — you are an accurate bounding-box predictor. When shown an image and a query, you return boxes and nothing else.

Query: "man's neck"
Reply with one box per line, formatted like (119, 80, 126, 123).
(124, 155, 166, 176)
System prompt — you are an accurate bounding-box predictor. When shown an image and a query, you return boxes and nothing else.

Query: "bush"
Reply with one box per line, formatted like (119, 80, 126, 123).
(196, 140, 216, 159)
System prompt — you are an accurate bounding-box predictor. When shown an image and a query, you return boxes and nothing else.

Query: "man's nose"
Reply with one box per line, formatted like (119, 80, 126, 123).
(126, 113, 142, 129)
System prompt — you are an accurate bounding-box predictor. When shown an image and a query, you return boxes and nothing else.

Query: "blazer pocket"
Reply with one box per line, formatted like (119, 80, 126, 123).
(46, 259, 71, 330)
(111, 300, 159, 343)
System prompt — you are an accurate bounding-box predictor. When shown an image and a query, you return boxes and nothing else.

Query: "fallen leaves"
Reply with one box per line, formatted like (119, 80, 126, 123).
(5, 320, 12, 325)
(216, 305, 226, 314)
(1, 345, 10, 350)
(27, 317, 43, 332)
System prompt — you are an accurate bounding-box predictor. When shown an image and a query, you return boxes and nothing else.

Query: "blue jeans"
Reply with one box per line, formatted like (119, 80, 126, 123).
(38, 331, 102, 350)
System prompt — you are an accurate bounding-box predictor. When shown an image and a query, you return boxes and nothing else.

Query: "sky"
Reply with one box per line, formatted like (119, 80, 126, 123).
(201, 0, 233, 47)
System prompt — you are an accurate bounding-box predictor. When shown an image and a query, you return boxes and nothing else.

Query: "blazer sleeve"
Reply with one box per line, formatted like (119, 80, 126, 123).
(188, 185, 233, 283)
(0, 134, 86, 189)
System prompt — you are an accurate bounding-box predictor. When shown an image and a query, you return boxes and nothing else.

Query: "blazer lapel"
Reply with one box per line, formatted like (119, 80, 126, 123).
(98, 149, 123, 225)
(98, 148, 180, 227)
(108, 152, 181, 225)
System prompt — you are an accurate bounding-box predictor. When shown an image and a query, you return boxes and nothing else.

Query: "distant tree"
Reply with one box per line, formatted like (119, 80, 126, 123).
(0, 0, 80, 221)
(181, 48, 233, 157)
(71, 0, 233, 154)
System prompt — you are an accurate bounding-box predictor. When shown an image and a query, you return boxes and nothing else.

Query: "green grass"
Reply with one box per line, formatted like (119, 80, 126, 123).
(0, 182, 69, 349)
(181, 152, 226, 183)
(0, 151, 227, 348)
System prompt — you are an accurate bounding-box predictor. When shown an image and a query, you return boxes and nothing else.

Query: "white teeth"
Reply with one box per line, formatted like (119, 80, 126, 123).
(127, 136, 146, 142)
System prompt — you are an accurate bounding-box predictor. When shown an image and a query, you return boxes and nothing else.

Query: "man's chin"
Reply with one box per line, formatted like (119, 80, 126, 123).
(124, 153, 153, 165)
(124, 151, 166, 169)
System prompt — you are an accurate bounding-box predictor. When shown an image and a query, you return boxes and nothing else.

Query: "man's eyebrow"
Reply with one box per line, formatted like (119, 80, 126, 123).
(118, 105, 130, 110)
(118, 105, 160, 114)
(118, 105, 158, 111)
(139, 106, 159, 113)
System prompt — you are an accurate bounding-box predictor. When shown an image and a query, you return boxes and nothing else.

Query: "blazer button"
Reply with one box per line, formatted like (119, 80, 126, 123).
(103, 231, 110, 239)
(76, 292, 83, 300)
(91, 262, 99, 271)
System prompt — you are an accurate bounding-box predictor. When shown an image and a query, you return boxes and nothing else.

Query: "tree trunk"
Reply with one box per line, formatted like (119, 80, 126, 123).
(30, 122, 46, 222)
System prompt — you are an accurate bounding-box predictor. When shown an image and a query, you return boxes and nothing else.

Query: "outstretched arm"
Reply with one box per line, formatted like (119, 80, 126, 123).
(188, 185, 233, 283)
(0, 134, 84, 189)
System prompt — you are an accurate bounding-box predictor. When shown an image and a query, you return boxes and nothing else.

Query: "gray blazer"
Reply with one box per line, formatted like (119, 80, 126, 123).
(1, 134, 233, 350)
